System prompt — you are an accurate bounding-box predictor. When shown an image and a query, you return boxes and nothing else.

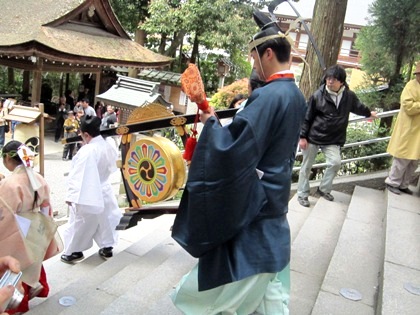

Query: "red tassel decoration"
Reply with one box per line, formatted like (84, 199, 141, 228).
(197, 99, 209, 112)
(183, 110, 200, 162)
(183, 132, 197, 161)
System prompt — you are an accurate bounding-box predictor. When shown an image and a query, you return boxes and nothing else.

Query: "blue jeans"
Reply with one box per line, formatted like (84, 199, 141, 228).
(297, 143, 341, 198)
(0, 125, 5, 148)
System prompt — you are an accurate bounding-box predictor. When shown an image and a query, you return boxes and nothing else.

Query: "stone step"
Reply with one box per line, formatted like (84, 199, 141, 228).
(290, 190, 351, 315)
(288, 194, 318, 242)
(102, 245, 195, 314)
(27, 214, 181, 314)
(380, 187, 420, 315)
(311, 186, 386, 315)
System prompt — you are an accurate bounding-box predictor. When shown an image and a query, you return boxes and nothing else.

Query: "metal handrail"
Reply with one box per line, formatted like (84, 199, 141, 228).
(296, 136, 391, 157)
(293, 153, 391, 171)
(348, 109, 399, 123)
(293, 109, 399, 172)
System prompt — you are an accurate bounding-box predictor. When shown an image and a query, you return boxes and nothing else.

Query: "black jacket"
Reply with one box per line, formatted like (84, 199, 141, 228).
(300, 84, 371, 146)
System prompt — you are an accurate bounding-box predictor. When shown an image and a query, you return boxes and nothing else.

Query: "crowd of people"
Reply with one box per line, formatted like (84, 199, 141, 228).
(0, 13, 418, 315)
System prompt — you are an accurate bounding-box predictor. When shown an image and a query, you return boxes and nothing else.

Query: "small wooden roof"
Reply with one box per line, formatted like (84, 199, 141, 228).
(96, 75, 171, 109)
(0, 0, 172, 72)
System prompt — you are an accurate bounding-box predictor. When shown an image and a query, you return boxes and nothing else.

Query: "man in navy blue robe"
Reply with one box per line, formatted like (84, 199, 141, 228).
(171, 12, 307, 315)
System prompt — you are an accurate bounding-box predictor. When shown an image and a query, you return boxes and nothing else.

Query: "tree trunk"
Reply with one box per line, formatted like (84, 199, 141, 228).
(190, 33, 199, 64)
(128, 27, 146, 78)
(165, 30, 187, 57)
(159, 33, 167, 55)
(299, 0, 348, 100)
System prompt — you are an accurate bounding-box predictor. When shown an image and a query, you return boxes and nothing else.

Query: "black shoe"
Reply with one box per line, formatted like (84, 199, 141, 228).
(99, 247, 113, 259)
(297, 196, 310, 207)
(61, 252, 84, 264)
(386, 184, 400, 195)
(316, 188, 334, 201)
(399, 187, 413, 195)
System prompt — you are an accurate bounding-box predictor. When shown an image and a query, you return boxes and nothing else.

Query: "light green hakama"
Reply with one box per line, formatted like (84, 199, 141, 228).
(171, 264, 290, 315)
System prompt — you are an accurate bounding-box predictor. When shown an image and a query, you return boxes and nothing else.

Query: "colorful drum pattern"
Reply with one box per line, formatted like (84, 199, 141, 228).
(123, 136, 186, 203)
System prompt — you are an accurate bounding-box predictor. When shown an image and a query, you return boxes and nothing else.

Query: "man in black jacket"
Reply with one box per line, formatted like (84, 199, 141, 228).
(297, 65, 377, 207)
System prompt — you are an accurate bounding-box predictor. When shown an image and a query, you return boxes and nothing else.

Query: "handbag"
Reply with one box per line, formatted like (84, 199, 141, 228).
(15, 211, 60, 286)
(4, 123, 9, 133)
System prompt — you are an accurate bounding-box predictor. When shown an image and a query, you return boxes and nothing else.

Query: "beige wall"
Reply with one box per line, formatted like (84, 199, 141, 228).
(349, 68, 366, 90)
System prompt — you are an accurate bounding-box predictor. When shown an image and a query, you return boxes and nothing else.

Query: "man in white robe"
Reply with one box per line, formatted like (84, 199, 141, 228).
(61, 115, 122, 263)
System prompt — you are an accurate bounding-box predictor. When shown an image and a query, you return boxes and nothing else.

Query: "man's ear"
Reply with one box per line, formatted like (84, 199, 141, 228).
(265, 48, 274, 60)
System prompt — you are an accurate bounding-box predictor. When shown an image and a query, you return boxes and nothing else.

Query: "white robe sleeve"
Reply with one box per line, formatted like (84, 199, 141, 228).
(65, 145, 105, 213)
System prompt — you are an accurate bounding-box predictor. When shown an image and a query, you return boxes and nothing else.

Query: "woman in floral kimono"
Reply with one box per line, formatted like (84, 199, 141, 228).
(0, 140, 59, 314)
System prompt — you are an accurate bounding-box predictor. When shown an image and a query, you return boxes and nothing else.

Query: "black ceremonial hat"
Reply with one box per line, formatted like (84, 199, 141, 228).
(80, 115, 101, 134)
(249, 9, 290, 52)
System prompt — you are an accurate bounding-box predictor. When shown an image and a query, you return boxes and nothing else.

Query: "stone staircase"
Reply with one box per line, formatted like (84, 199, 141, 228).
(26, 185, 419, 315)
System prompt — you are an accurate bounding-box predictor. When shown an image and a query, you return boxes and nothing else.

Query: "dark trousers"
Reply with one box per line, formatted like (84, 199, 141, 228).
(55, 122, 64, 142)
(62, 143, 75, 159)
(62, 131, 77, 159)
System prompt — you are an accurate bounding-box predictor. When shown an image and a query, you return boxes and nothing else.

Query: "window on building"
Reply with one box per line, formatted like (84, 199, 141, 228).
(298, 34, 308, 50)
(340, 40, 352, 56)
(288, 32, 297, 43)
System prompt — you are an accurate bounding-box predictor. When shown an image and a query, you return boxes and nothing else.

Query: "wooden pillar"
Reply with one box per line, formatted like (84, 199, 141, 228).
(38, 103, 45, 176)
(31, 70, 42, 105)
(22, 70, 30, 101)
(94, 71, 101, 105)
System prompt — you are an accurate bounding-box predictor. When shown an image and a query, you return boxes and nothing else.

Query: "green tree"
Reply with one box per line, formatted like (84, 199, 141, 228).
(140, 0, 267, 92)
(356, 0, 419, 90)
(110, 0, 150, 34)
(364, 0, 419, 87)
(355, 0, 419, 133)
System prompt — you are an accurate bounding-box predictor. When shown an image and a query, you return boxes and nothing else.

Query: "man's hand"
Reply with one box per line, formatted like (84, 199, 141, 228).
(0, 256, 21, 314)
(299, 138, 308, 151)
(369, 111, 378, 119)
(199, 106, 215, 124)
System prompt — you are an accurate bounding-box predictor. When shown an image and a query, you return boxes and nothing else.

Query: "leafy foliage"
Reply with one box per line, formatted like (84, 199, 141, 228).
(0, 67, 23, 94)
(340, 121, 391, 175)
(138, 0, 262, 89)
(209, 78, 249, 109)
(355, 0, 419, 88)
(109, 0, 151, 34)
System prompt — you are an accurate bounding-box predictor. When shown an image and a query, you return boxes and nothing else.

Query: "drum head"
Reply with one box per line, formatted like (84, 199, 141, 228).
(123, 136, 186, 203)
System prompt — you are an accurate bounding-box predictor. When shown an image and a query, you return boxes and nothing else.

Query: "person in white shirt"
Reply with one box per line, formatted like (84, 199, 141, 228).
(61, 115, 122, 263)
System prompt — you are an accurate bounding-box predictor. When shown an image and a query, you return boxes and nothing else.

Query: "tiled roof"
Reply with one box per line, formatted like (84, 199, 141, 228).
(138, 69, 182, 86)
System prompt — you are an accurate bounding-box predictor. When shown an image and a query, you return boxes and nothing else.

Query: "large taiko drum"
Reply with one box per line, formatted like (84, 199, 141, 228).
(122, 136, 186, 203)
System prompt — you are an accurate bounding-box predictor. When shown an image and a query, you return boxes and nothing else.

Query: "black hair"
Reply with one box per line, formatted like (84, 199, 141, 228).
(229, 94, 245, 109)
(253, 27, 291, 63)
(249, 69, 264, 91)
(80, 115, 101, 137)
(82, 98, 90, 103)
(2, 140, 23, 164)
(324, 65, 347, 84)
